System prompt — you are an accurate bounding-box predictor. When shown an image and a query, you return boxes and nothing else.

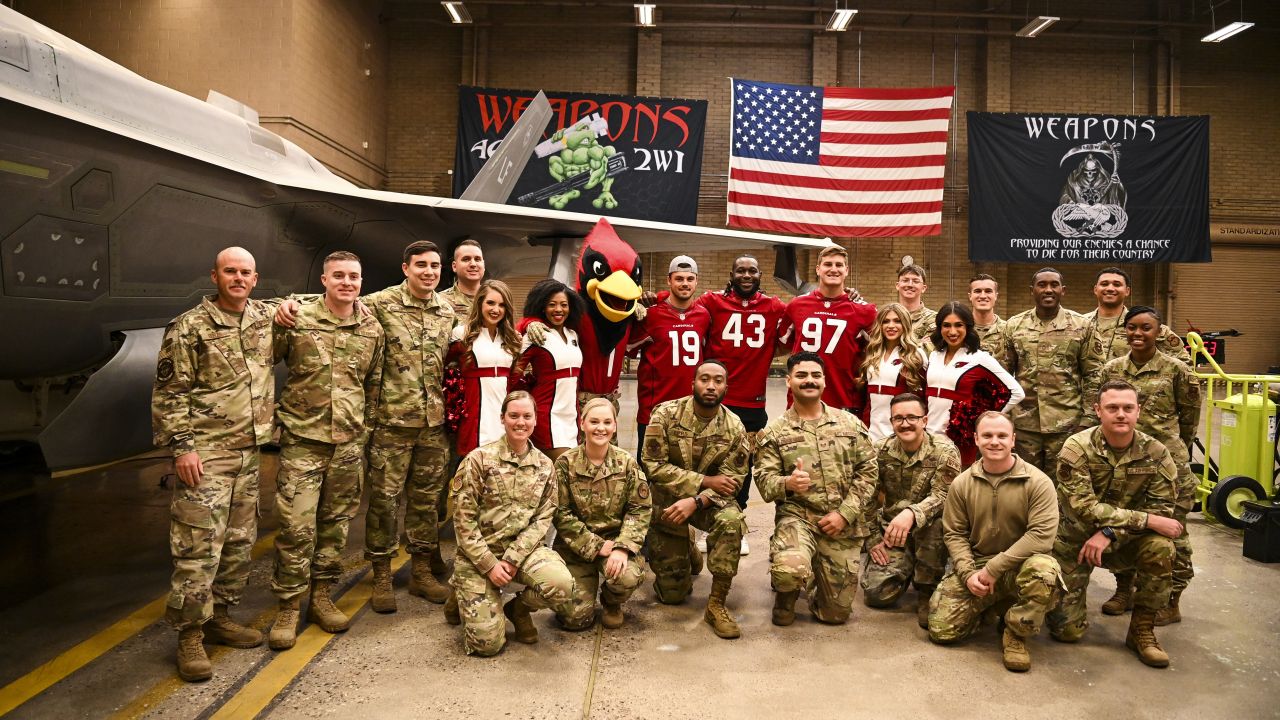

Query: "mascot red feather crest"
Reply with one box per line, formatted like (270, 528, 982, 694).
(575, 218, 642, 397)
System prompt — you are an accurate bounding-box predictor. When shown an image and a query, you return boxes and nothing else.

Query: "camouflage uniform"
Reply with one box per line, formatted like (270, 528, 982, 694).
(1046, 427, 1178, 641)
(860, 432, 962, 607)
(1004, 308, 1101, 476)
(907, 305, 937, 352)
(271, 300, 384, 600)
(974, 315, 1010, 364)
(1082, 308, 1192, 366)
(641, 396, 750, 603)
(755, 404, 878, 623)
(153, 296, 276, 630)
(929, 457, 1061, 644)
(360, 282, 455, 562)
(552, 444, 651, 629)
(450, 437, 574, 657)
(1088, 351, 1202, 595)
(438, 283, 475, 318)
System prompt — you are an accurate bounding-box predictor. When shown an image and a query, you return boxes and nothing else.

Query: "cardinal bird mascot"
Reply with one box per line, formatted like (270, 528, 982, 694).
(571, 218, 644, 403)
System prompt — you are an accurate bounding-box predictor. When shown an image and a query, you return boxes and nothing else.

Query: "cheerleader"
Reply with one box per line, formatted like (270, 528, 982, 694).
(445, 280, 521, 456)
(510, 279, 585, 460)
(925, 301, 1024, 465)
(859, 303, 928, 441)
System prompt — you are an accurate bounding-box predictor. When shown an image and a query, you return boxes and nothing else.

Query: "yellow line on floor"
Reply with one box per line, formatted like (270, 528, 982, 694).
(580, 624, 605, 720)
(208, 551, 410, 720)
(0, 532, 279, 717)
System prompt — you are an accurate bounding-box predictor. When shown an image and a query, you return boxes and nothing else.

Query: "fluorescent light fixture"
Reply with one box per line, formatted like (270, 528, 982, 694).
(826, 8, 857, 32)
(635, 3, 655, 27)
(1016, 15, 1059, 37)
(441, 1, 472, 24)
(1201, 21, 1254, 42)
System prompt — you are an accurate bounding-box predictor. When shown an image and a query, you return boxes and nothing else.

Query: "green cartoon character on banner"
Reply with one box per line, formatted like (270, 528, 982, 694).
(522, 114, 628, 210)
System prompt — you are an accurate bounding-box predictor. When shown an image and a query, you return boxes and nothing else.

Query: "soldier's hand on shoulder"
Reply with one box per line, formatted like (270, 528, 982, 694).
(1146, 513, 1184, 539)
(785, 458, 812, 493)
(174, 451, 204, 487)
(274, 299, 300, 328)
(525, 320, 549, 346)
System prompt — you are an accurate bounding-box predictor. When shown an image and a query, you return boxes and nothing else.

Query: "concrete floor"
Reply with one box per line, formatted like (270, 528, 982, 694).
(1, 378, 1278, 720)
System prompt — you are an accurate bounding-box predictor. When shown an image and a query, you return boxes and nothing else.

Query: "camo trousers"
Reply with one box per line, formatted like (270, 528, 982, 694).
(452, 546, 575, 657)
(860, 519, 947, 608)
(165, 447, 260, 630)
(364, 423, 450, 561)
(647, 502, 744, 604)
(1048, 533, 1174, 642)
(929, 554, 1062, 643)
(770, 515, 861, 624)
(558, 552, 646, 630)
(271, 431, 364, 600)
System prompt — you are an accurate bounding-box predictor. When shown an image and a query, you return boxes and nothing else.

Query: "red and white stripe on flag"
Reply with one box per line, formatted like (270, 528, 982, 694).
(727, 80, 954, 237)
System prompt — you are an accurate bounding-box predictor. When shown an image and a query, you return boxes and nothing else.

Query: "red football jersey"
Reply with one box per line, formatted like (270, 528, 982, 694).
(778, 291, 877, 411)
(697, 290, 789, 409)
(631, 300, 712, 424)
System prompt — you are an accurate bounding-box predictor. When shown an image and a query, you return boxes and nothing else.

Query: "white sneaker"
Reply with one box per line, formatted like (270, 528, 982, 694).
(740, 537, 750, 556)
(694, 530, 708, 553)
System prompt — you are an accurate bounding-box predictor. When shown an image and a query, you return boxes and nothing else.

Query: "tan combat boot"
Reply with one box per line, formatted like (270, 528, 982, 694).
(307, 580, 351, 633)
(772, 590, 799, 627)
(1001, 628, 1031, 672)
(1102, 580, 1135, 616)
(704, 576, 742, 639)
(600, 599, 625, 629)
(1154, 590, 1182, 626)
(268, 597, 300, 650)
(504, 596, 538, 644)
(176, 626, 212, 682)
(1126, 609, 1170, 668)
(443, 590, 461, 626)
(915, 585, 936, 630)
(370, 560, 397, 614)
(408, 554, 450, 603)
(203, 603, 263, 648)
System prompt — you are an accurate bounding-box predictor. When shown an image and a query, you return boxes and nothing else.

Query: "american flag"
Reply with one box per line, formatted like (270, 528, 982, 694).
(727, 79, 955, 237)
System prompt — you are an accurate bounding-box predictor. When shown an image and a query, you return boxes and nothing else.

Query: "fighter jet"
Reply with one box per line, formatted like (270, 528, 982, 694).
(0, 7, 831, 472)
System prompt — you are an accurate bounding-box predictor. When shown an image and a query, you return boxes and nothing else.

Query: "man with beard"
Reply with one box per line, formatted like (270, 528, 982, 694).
(642, 360, 751, 639)
(755, 353, 878, 626)
(1004, 268, 1101, 477)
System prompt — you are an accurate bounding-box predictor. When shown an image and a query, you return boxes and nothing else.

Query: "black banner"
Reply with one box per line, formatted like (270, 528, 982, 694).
(968, 112, 1210, 263)
(454, 86, 707, 224)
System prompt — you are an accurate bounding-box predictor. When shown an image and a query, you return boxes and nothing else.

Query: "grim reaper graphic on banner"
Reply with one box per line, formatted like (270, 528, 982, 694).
(1052, 142, 1128, 238)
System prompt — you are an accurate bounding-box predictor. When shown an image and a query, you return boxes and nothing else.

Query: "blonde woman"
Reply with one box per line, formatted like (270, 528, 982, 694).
(859, 303, 927, 441)
(551, 398, 651, 630)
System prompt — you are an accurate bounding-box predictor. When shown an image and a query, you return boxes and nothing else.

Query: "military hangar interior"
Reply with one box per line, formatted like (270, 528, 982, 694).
(1, 0, 1278, 718)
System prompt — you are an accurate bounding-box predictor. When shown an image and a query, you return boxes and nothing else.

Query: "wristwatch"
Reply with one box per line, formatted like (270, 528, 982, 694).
(1100, 527, 1117, 542)
(694, 495, 705, 511)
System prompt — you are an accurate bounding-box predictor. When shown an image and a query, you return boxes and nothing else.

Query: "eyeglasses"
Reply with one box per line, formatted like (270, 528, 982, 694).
(890, 414, 925, 425)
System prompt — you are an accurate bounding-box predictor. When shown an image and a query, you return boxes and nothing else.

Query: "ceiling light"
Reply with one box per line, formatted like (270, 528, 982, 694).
(1201, 21, 1253, 42)
(635, 3, 655, 27)
(441, 2, 472, 24)
(826, 8, 857, 32)
(1015, 15, 1059, 37)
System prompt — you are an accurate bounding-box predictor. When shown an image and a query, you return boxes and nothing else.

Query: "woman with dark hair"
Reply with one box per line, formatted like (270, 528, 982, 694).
(925, 301, 1024, 465)
(445, 279, 522, 457)
(1088, 305, 1201, 625)
(859, 303, 928, 440)
(510, 279, 586, 459)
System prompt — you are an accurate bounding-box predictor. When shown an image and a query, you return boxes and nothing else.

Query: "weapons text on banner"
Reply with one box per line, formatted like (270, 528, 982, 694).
(967, 112, 1210, 264)
(454, 86, 708, 225)
(727, 79, 955, 238)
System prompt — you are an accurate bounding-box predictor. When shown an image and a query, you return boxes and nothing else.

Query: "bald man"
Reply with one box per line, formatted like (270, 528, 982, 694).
(153, 247, 280, 681)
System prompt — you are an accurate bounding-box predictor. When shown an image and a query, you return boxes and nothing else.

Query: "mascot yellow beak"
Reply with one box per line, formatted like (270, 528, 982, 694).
(587, 270, 642, 323)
